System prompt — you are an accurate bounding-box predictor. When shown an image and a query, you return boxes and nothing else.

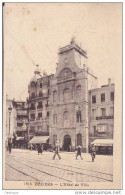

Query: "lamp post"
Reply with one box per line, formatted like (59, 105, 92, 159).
(8, 105, 12, 137)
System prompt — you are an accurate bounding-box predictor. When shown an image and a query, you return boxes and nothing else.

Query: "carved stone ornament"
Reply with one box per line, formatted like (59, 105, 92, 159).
(58, 68, 72, 81)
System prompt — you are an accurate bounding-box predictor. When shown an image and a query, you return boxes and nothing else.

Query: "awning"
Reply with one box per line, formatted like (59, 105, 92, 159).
(29, 136, 49, 144)
(91, 139, 113, 147)
(16, 137, 24, 141)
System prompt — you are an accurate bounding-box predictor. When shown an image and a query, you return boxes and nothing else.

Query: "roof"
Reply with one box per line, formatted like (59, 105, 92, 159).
(29, 136, 49, 144)
(89, 83, 115, 93)
(91, 139, 113, 147)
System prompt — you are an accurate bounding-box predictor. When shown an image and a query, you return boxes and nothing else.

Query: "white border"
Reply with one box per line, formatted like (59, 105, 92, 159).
(1, 0, 124, 195)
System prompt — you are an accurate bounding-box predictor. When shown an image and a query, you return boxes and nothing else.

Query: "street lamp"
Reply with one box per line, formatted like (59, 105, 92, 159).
(8, 105, 12, 137)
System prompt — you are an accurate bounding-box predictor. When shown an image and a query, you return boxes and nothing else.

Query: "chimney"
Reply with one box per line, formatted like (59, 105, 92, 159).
(108, 78, 111, 86)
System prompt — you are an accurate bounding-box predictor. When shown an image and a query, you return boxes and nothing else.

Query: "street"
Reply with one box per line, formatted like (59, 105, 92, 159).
(5, 149, 113, 182)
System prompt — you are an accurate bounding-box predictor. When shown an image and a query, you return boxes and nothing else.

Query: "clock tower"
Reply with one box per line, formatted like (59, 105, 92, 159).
(56, 37, 88, 75)
(49, 38, 91, 152)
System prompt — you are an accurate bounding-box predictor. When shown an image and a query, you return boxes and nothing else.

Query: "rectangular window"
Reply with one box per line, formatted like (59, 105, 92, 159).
(76, 111, 81, 123)
(46, 101, 49, 107)
(47, 111, 49, 117)
(53, 114, 57, 124)
(30, 114, 35, 120)
(97, 125, 107, 133)
(92, 95, 96, 104)
(110, 92, 114, 101)
(38, 112, 42, 118)
(101, 108, 106, 116)
(40, 83, 42, 88)
(101, 93, 105, 102)
(110, 107, 114, 116)
(30, 126, 35, 132)
(38, 102, 43, 109)
(17, 123, 23, 127)
(31, 103, 35, 110)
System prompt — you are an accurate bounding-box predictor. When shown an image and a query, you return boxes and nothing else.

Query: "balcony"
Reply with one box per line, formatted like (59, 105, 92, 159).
(29, 96, 36, 100)
(30, 118, 35, 121)
(37, 106, 43, 109)
(36, 117, 42, 121)
(17, 110, 27, 115)
(17, 119, 23, 123)
(96, 115, 114, 120)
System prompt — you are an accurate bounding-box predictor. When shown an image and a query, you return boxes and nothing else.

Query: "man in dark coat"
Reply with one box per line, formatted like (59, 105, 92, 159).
(91, 145, 96, 162)
(53, 143, 61, 160)
(38, 144, 43, 155)
(76, 145, 83, 160)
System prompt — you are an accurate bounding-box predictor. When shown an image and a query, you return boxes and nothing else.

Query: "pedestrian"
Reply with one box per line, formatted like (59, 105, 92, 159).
(8, 138, 12, 154)
(38, 144, 43, 155)
(53, 142, 61, 160)
(91, 144, 96, 162)
(76, 145, 83, 160)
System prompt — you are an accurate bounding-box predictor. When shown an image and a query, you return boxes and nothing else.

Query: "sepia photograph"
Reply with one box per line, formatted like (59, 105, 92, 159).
(3, 2, 122, 190)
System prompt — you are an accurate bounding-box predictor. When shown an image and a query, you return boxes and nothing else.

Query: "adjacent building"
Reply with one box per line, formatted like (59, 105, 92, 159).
(6, 96, 28, 148)
(12, 100, 28, 148)
(88, 79, 114, 153)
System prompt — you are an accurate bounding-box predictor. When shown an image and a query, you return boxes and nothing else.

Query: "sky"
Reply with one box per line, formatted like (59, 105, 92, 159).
(4, 3, 122, 101)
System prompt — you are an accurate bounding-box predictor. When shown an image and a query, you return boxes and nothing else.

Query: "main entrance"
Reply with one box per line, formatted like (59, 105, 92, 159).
(63, 134, 71, 151)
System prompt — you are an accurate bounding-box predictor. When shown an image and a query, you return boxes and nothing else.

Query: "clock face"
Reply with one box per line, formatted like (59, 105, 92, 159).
(64, 58, 69, 65)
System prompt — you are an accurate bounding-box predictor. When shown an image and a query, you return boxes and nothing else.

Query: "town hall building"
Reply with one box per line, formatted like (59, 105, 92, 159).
(27, 38, 114, 153)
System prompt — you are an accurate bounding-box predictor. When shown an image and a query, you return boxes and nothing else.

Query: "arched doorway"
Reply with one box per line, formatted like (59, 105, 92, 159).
(63, 134, 71, 151)
(77, 133, 82, 146)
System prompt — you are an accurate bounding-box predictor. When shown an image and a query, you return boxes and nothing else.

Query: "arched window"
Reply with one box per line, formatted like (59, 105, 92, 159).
(76, 110, 81, 123)
(31, 92, 35, 99)
(63, 88, 70, 101)
(76, 85, 81, 98)
(77, 133, 82, 146)
(63, 111, 69, 120)
(53, 91, 57, 102)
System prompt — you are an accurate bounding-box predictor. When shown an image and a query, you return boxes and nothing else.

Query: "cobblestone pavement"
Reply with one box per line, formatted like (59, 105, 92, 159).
(5, 149, 113, 182)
